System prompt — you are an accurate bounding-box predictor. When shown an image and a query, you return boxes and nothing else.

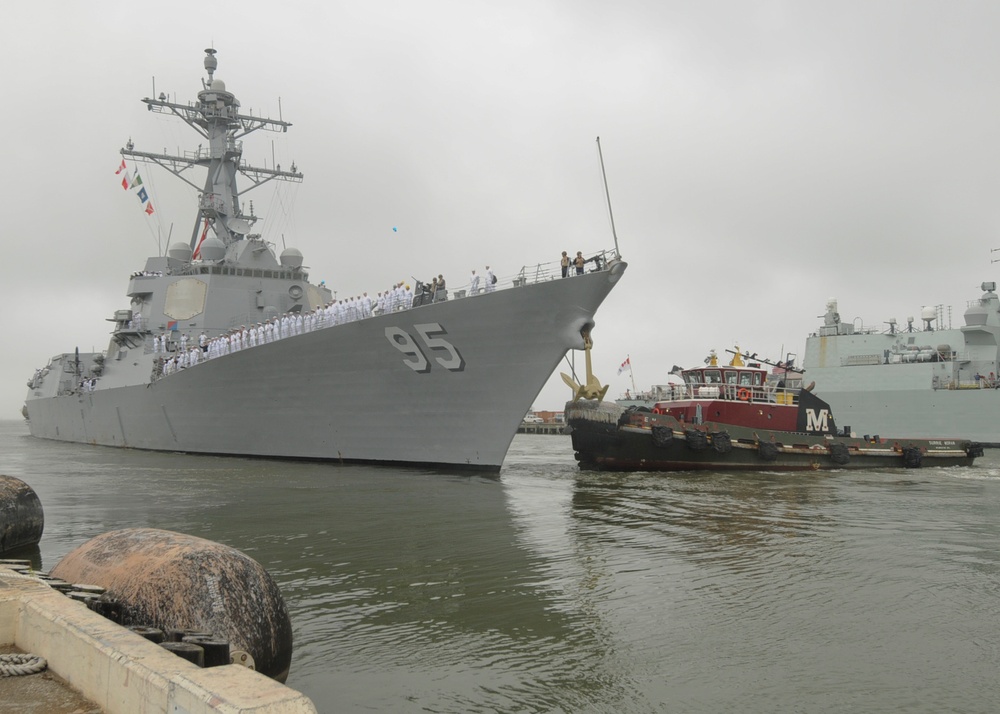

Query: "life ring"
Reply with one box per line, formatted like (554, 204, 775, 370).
(737, 388, 751, 401)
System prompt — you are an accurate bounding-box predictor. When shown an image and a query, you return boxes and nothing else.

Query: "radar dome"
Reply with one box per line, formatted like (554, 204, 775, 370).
(211, 79, 227, 92)
(199, 236, 226, 261)
(168, 242, 193, 262)
(920, 306, 936, 322)
(280, 248, 304, 269)
(965, 302, 988, 326)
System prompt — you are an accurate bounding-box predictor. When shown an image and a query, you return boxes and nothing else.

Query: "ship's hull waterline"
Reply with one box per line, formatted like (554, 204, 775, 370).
(26, 266, 625, 471)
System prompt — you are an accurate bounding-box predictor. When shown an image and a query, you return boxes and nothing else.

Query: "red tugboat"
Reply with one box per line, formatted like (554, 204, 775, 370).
(567, 349, 983, 472)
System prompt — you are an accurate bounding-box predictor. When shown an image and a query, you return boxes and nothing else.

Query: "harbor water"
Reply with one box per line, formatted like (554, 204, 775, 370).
(2, 419, 999, 713)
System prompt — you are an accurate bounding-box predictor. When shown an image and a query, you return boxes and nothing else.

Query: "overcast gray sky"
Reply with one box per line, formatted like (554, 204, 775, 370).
(3, 1, 1000, 418)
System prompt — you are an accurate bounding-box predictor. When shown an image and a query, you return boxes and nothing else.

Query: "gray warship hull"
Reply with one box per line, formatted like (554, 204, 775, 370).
(26, 269, 624, 471)
(794, 363, 1000, 445)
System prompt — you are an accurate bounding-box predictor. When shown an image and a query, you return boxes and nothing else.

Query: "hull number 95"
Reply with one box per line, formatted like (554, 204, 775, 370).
(385, 323, 465, 373)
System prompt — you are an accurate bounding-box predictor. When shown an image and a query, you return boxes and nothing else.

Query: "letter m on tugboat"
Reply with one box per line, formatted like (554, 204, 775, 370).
(795, 389, 838, 435)
(805, 409, 830, 433)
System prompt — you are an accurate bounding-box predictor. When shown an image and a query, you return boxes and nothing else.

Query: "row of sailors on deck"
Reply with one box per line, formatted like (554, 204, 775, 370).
(151, 284, 421, 374)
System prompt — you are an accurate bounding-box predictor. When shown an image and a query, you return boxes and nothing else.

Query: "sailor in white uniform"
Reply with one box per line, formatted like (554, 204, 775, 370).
(484, 266, 496, 293)
(469, 270, 480, 295)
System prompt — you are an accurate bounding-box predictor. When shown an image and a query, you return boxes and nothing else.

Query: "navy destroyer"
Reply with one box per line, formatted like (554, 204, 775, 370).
(23, 49, 627, 471)
(801, 287, 1000, 446)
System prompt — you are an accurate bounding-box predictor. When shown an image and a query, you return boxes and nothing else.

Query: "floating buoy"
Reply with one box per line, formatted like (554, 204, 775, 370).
(0, 475, 44, 555)
(50, 528, 293, 681)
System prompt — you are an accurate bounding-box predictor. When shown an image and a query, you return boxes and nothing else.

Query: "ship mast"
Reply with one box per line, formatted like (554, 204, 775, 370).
(121, 48, 303, 251)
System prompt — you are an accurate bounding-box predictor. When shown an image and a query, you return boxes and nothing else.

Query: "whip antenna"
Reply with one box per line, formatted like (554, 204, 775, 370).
(596, 136, 621, 258)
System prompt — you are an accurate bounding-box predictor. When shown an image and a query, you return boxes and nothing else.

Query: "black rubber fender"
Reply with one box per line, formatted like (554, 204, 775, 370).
(684, 429, 709, 451)
(758, 441, 779, 462)
(828, 442, 851, 465)
(711, 431, 732, 454)
(652, 425, 673, 447)
(902, 446, 923, 468)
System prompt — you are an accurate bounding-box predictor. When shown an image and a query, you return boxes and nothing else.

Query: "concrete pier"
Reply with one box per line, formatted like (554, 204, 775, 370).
(516, 422, 567, 435)
(0, 566, 316, 714)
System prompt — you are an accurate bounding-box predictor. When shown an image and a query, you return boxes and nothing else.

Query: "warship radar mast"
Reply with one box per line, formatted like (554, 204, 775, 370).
(121, 48, 303, 252)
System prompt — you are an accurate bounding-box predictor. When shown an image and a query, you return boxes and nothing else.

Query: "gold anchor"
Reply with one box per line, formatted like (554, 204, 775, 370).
(561, 329, 609, 402)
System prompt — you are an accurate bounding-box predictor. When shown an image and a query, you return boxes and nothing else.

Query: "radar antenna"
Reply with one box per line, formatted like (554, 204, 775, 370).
(121, 48, 303, 252)
(596, 137, 621, 259)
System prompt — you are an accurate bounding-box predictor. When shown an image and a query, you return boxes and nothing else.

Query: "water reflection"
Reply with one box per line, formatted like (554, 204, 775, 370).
(570, 470, 839, 564)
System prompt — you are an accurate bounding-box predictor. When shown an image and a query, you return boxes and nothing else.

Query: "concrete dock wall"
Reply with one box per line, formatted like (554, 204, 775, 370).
(0, 567, 316, 714)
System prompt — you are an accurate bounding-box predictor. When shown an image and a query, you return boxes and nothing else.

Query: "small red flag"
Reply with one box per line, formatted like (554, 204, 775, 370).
(121, 176, 129, 190)
(115, 159, 126, 174)
(145, 202, 155, 216)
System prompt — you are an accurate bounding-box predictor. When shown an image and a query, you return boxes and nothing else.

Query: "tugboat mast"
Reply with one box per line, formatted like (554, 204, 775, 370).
(121, 48, 303, 251)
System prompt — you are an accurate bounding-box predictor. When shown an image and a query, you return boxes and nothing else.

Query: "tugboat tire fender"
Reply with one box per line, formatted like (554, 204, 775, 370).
(684, 429, 709, 451)
(711, 431, 732, 454)
(901, 446, 923, 468)
(758, 441, 779, 462)
(828, 442, 851, 465)
(652, 425, 673, 447)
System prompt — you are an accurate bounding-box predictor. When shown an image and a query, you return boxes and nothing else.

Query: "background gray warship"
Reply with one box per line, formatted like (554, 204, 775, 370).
(23, 49, 627, 470)
(801, 285, 1000, 445)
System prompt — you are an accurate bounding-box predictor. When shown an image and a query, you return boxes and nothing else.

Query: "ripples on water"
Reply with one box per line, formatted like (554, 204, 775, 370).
(3, 422, 1000, 712)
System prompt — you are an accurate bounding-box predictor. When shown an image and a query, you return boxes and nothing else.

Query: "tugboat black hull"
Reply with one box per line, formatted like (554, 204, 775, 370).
(568, 401, 981, 472)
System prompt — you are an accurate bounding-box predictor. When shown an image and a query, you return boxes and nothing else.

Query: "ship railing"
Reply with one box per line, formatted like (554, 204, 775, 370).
(660, 382, 799, 405)
(942, 375, 999, 390)
(514, 248, 620, 287)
